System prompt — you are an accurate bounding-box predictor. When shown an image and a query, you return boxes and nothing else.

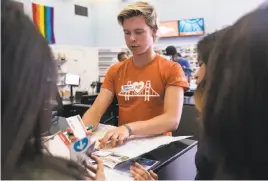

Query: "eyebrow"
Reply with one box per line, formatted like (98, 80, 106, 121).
(123, 29, 144, 32)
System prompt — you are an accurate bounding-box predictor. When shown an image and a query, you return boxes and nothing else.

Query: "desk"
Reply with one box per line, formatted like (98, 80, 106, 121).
(155, 140, 197, 180)
(49, 119, 198, 180)
(137, 138, 197, 180)
(62, 100, 91, 118)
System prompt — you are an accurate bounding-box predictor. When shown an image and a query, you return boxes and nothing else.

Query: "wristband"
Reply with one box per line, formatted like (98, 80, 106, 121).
(123, 124, 132, 136)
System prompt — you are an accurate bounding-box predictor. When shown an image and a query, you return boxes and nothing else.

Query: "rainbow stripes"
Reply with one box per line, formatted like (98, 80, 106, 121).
(32, 3, 55, 44)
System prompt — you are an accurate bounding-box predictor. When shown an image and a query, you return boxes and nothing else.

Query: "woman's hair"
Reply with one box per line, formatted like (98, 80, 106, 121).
(194, 28, 229, 113)
(1, 1, 84, 179)
(197, 27, 230, 65)
(194, 80, 206, 113)
(202, 6, 268, 179)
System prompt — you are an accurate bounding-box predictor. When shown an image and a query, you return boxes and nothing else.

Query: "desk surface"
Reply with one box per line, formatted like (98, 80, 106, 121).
(157, 144, 197, 180)
(142, 139, 197, 171)
(49, 118, 197, 180)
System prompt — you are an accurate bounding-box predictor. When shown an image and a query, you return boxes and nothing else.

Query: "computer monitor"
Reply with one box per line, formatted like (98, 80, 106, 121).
(65, 73, 80, 86)
(178, 18, 205, 36)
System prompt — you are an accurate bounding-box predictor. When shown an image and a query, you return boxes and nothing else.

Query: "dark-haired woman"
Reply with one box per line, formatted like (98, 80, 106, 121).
(1, 0, 104, 179)
(200, 6, 268, 179)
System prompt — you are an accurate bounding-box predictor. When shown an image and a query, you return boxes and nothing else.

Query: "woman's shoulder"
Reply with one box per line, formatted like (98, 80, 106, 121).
(14, 155, 85, 180)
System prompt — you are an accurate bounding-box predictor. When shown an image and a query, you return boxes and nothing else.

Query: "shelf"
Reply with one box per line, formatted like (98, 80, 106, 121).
(99, 55, 116, 58)
(97, 44, 199, 78)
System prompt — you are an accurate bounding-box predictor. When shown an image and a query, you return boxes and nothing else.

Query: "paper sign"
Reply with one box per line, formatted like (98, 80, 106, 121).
(66, 115, 87, 139)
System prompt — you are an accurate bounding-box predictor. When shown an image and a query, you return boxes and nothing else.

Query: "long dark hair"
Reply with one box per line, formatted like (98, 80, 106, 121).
(194, 28, 229, 112)
(1, 1, 84, 179)
(203, 6, 268, 179)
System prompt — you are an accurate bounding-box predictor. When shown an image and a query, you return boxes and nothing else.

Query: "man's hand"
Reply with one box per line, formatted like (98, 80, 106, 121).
(84, 155, 105, 180)
(99, 126, 130, 148)
(130, 162, 158, 180)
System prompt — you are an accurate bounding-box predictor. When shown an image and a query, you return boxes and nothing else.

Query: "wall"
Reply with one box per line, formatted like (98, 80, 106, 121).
(91, 0, 266, 47)
(51, 45, 99, 92)
(22, 0, 95, 46)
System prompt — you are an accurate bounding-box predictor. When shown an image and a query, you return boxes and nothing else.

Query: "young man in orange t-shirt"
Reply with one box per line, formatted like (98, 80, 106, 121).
(82, 2, 189, 148)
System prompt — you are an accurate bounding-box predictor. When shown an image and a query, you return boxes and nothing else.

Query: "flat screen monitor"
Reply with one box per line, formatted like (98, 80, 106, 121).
(65, 73, 80, 86)
(179, 18, 205, 36)
(158, 21, 179, 38)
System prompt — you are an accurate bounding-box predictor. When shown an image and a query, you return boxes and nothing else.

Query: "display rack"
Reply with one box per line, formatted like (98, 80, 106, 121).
(98, 44, 199, 79)
(98, 47, 131, 77)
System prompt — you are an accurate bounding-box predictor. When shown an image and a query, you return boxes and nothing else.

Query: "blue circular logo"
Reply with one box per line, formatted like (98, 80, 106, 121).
(73, 137, 88, 152)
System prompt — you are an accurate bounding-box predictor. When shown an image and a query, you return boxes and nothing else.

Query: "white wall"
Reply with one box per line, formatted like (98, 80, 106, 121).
(91, 0, 266, 47)
(51, 45, 99, 91)
(16, 0, 267, 47)
(22, 0, 95, 46)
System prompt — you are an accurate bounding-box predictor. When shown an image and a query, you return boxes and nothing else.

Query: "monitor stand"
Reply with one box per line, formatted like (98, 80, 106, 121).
(69, 85, 74, 102)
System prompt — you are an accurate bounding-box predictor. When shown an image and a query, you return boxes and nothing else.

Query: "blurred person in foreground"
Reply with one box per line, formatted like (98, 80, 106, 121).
(1, 0, 104, 180)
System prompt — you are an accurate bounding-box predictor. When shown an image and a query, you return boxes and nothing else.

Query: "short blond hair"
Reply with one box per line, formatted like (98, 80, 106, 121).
(117, 1, 159, 41)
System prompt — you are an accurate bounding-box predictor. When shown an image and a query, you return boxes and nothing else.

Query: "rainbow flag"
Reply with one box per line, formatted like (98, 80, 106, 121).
(32, 3, 55, 44)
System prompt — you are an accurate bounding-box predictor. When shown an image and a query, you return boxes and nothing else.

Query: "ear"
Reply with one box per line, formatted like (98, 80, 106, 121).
(152, 28, 157, 37)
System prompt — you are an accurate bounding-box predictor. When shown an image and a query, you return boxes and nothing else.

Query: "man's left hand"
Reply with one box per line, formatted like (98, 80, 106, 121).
(99, 126, 130, 148)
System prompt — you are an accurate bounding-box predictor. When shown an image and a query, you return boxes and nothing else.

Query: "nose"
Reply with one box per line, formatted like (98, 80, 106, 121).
(130, 34, 136, 42)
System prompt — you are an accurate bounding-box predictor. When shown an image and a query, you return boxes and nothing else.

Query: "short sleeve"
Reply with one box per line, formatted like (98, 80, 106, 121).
(167, 63, 189, 92)
(101, 65, 117, 93)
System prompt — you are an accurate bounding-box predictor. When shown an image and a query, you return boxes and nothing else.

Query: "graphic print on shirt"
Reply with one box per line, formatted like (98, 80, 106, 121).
(118, 80, 160, 101)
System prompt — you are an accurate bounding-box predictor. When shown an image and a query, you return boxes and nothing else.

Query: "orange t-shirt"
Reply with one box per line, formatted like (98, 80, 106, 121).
(102, 55, 189, 135)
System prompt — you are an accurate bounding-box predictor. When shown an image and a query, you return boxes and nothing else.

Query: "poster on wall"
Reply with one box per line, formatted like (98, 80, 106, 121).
(32, 3, 56, 44)
(158, 21, 179, 38)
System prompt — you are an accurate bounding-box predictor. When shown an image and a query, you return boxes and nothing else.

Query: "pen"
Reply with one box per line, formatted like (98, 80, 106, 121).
(87, 126, 94, 131)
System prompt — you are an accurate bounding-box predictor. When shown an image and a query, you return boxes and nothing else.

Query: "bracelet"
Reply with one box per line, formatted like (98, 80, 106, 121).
(123, 124, 132, 136)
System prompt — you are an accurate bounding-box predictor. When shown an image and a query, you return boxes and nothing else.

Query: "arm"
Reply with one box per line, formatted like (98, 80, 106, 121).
(82, 88, 114, 128)
(128, 86, 184, 136)
(82, 64, 118, 128)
